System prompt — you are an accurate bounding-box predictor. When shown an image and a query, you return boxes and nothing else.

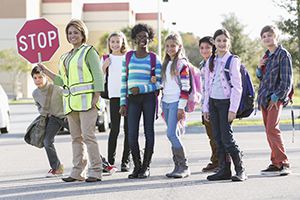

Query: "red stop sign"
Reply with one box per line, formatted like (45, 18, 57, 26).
(16, 18, 60, 64)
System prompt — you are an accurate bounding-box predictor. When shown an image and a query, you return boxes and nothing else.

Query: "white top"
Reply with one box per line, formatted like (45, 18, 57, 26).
(162, 61, 181, 103)
(101, 54, 124, 98)
(210, 57, 227, 99)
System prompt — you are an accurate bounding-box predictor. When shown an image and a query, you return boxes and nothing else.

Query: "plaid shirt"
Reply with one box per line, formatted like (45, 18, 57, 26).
(257, 45, 293, 109)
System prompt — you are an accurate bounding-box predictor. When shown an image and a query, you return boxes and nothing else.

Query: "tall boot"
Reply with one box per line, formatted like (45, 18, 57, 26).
(230, 151, 247, 181)
(128, 153, 141, 179)
(207, 153, 232, 181)
(138, 149, 153, 178)
(172, 147, 190, 178)
(166, 147, 179, 178)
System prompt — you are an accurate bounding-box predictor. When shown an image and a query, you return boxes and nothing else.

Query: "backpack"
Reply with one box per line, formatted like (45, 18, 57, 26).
(224, 55, 255, 119)
(176, 59, 202, 113)
(100, 54, 109, 99)
(125, 50, 159, 118)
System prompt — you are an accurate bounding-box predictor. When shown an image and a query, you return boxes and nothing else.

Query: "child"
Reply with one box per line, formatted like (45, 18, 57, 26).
(161, 33, 191, 178)
(31, 66, 66, 178)
(119, 23, 161, 179)
(203, 29, 247, 181)
(257, 25, 293, 176)
(198, 36, 219, 172)
(101, 31, 131, 172)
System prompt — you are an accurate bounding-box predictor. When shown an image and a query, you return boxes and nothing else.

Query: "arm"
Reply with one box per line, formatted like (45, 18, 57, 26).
(229, 57, 242, 113)
(37, 63, 57, 81)
(120, 58, 127, 106)
(178, 63, 190, 110)
(86, 48, 104, 108)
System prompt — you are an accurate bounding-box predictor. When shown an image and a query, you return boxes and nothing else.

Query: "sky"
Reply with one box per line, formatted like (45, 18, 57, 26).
(84, 0, 289, 39)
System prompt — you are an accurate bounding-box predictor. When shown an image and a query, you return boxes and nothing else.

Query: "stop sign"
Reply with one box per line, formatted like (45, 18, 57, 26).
(16, 18, 60, 64)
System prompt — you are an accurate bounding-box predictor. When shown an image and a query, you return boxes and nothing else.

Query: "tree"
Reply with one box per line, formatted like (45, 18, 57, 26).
(180, 32, 200, 66)
(0, 49, 31, 99)
(274, 0, 300, 73)
(221, 13, 264, 86)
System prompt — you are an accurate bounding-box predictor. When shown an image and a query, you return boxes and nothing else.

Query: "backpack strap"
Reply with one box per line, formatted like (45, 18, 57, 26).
(149, 52, 156, 77)
(224, 55, 234, 88)
(103, 54, 109, 61)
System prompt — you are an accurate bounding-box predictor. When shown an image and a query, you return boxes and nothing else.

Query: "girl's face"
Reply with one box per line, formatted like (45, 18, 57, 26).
(33, 73, 47, 89)
(199, 42, 213, 60)
(109, 36, 122, 54)
(261, 31, 277, 48)
(135, 31, 149, 48)
(214, 34, 230, 55)
(165, 39, 181, 60)
(67, 25, 84, 48)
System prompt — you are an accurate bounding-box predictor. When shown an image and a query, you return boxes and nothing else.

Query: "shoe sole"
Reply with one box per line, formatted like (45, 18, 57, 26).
(260, 171, 281, 176)
(45, 174, 64, 178)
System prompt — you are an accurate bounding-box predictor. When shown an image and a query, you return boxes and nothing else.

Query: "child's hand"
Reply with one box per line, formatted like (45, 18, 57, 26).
(258, 57, 267, 68)
(177, 109, 186, 121)
(151, 76, 157, 83)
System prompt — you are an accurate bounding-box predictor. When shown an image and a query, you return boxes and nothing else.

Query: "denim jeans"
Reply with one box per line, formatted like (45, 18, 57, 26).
(209, 98, 240, 155)
(44, 116, 67, 170)
(127, 92, 156, 159)
(108, 98, 130, 165)
(162, 101, 184, 149)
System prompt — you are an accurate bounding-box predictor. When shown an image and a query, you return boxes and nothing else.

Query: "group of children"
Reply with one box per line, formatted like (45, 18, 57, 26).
(32, 19, 293, 183)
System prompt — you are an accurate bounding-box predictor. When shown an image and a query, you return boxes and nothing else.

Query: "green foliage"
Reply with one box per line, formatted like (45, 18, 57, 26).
(180, 32, 200, 66)
(221, 13, 264, 88)
(0, 49, 30, 72)
(96, 32, 109, 57)
(274, 0, 300, 79)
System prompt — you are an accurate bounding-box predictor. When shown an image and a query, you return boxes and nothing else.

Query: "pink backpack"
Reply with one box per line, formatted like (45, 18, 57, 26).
(176, 59, 202, 112)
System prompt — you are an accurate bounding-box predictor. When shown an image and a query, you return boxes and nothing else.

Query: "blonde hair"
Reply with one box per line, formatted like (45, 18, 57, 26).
(107, 31, 128, 54)
(161, 33, 186, 81)
(65, 19, 88, 44)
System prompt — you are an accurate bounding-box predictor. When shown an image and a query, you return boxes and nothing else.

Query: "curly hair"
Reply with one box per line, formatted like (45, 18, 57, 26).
(131, 23, 155, 41)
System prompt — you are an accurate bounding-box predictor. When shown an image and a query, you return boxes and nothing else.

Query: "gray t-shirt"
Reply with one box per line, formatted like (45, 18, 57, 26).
(32, 82, 65, 118)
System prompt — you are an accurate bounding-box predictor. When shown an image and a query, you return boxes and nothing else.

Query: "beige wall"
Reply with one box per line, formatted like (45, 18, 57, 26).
(0, 0, 26, 18)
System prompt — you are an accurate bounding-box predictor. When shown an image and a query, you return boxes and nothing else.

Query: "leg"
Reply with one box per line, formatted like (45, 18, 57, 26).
(80, 107, 102, 180)
(127, 95, 142, 179)
(121, 115, 131, 171)
(43, 116, 62, 170)
(138, 93, 156, 178)
(67, 112, 87, 180)
(107, 98, 121, 165)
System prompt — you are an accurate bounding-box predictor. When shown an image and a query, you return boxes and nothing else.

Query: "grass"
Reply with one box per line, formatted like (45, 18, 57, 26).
(187, 118, 300, 127)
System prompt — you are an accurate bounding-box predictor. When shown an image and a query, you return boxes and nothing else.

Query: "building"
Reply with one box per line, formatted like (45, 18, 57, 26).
(0, 0, 165, 99)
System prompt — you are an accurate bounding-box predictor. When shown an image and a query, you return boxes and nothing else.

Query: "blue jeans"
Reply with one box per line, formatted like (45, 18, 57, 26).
(127, 92, 156, 159)
(209, 98, 240, 155)
(162, 101, 183, 149)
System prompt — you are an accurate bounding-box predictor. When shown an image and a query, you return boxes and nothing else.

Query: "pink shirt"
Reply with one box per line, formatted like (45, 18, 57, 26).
(203, 52, 242, 113)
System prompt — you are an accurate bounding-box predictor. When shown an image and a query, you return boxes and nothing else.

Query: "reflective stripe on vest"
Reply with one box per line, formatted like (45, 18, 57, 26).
(59, 44, 99, 114)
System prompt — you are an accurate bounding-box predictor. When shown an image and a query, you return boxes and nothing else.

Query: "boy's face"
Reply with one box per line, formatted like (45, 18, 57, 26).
(32, 73, 47, 88)
(261, 31, 277, 48)
(199, 42, 213, 60)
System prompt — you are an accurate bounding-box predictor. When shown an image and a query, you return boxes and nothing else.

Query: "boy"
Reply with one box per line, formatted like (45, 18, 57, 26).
(257, 25, 293, 176)
(31, 66, 66, 177)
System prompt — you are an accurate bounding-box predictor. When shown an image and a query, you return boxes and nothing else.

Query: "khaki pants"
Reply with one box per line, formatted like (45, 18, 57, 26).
(67, 108, 102, 179)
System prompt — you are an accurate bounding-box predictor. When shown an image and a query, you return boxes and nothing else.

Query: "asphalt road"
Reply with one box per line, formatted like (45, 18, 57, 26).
(0, 104, 299, 200)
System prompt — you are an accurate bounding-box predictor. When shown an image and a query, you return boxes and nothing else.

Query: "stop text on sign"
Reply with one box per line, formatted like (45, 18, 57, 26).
(18, 31, 57, 51)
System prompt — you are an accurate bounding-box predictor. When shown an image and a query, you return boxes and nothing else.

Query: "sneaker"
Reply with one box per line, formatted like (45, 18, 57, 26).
(121, 163, 131, 172)
(46, 164, 64, 178)
(280, 164, 291, 176)
(261, 164, 281, 176)
(202, 163, 219, 172)
(103, 165, 118, 175)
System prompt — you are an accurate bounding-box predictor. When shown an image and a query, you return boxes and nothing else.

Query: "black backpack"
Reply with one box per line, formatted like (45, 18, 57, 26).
(224, 55, 255, 119)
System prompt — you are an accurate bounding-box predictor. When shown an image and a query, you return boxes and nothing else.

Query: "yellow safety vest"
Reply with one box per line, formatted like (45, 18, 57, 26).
(59, 44, 99, 114)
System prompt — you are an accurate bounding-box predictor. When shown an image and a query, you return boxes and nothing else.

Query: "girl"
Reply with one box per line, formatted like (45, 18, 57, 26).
(198, 36, 218, 172)
(161, 33, 191, 178)
(119, 23, 161, 179)
(203, 29, 247, 181)
(101, 32, 131, 172)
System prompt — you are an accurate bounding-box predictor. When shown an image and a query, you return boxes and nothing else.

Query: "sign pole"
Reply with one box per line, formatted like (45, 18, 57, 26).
(38, 52, 42, 64)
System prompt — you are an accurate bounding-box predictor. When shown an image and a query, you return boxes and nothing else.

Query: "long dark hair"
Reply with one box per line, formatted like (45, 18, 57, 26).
(209, 29, 231, 72)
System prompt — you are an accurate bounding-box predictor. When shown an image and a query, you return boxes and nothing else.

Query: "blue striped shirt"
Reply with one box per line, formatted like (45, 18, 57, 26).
(120, 52, 161, 106)
(257, 45, 293, 109)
